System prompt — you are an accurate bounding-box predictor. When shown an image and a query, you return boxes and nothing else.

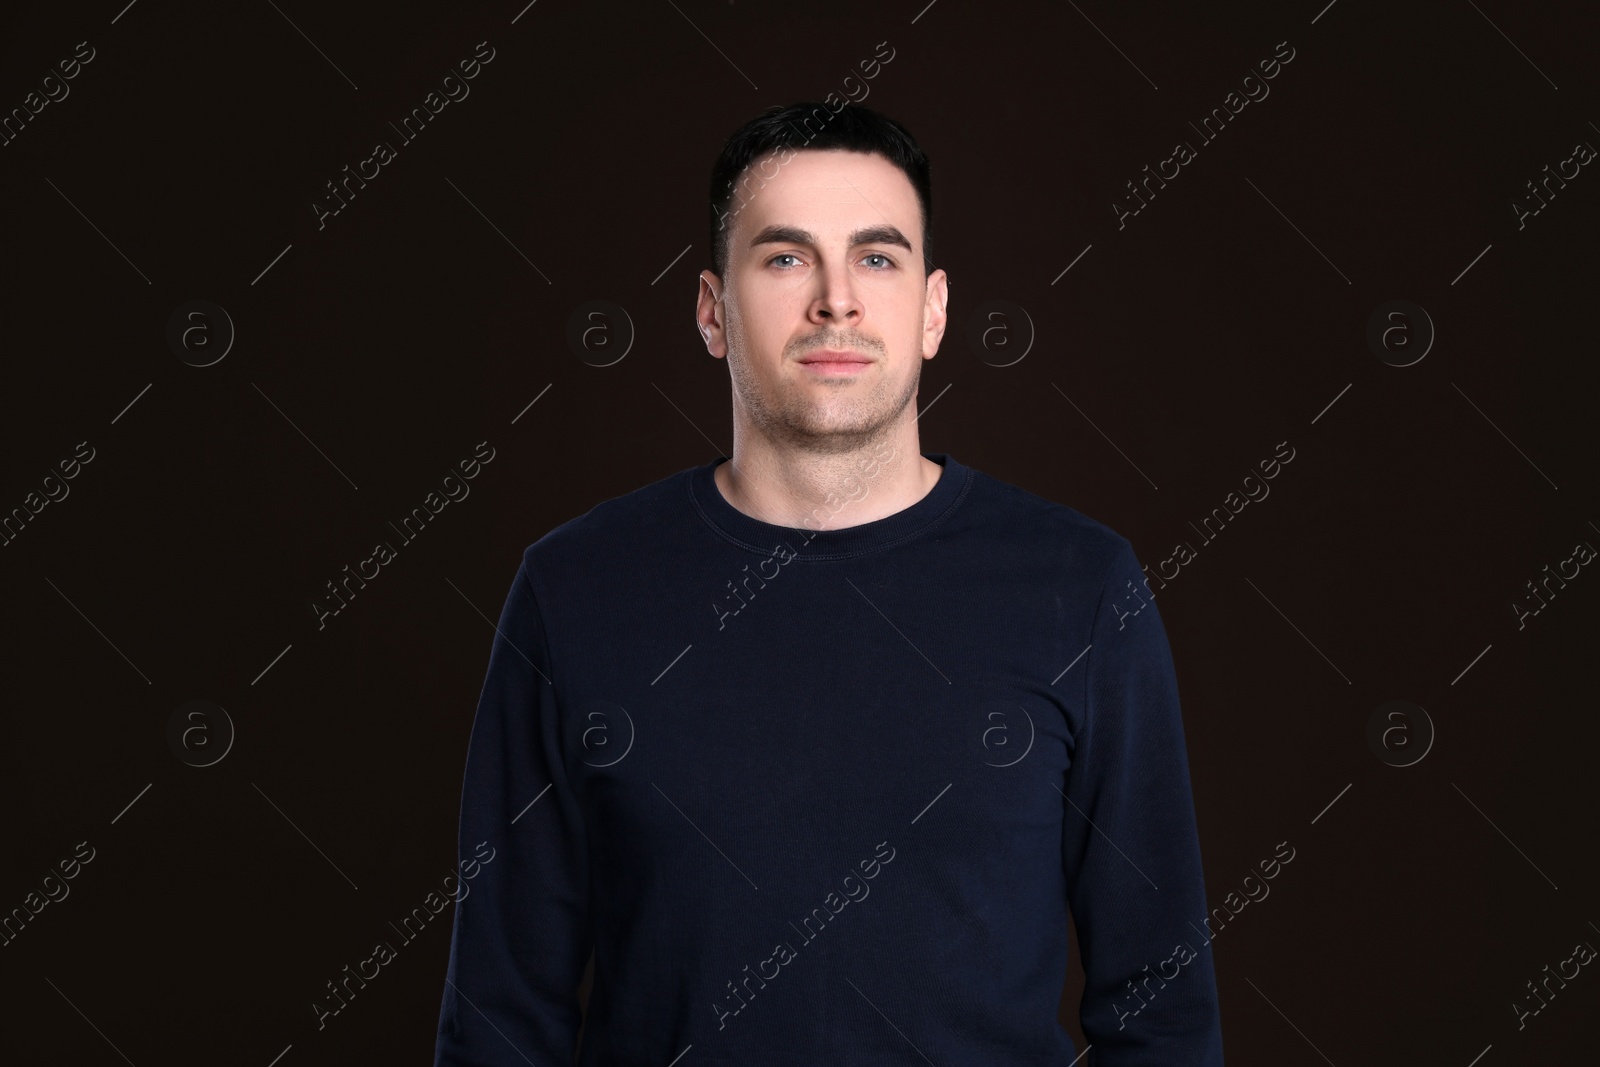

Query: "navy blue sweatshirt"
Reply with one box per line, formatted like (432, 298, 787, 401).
(434, 452, 1223, 1066)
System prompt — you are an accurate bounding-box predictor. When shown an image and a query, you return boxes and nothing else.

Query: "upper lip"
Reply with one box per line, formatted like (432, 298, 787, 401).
(798, 349, 874, 364)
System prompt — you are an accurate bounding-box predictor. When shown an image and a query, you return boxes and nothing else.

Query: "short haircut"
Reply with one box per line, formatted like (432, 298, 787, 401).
(708, 101, 934, 281)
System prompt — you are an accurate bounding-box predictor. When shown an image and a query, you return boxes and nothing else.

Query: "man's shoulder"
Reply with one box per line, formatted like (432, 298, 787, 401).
(963, 461, 1137, 572)
(517, 461, 698, 573)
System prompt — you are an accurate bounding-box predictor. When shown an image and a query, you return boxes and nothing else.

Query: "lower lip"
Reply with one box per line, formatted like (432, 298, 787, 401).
(800, 360, 871, 375)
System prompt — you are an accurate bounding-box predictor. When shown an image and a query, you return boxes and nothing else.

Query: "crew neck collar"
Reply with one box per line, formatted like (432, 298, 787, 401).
(688, 452, 972, 559)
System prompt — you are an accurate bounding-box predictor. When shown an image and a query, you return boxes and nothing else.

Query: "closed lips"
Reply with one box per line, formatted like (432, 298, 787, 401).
(799, 352, 871, 363)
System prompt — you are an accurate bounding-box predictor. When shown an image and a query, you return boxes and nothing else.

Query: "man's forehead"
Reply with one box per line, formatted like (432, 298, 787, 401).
(735, 150, 919, 249)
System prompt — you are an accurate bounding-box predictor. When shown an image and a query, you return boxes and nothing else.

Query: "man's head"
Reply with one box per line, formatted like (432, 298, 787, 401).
(697, 102, 948, 456)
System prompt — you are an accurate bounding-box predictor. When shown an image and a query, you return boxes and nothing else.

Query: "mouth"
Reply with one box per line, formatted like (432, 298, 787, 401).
(797, 350, 874, 375)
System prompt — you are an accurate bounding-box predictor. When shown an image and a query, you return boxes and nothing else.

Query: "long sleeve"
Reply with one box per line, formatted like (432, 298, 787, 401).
(434, 554, 594, 1066)
(1061, 540, 1223, 1065)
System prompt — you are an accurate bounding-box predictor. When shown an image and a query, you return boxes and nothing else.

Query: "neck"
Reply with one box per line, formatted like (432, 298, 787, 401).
(715, 429, 937, 532)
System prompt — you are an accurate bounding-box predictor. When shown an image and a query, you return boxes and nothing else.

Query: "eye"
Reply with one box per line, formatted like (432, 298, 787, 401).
(768, 253, 802, 269)
(863, 253, 894, 269)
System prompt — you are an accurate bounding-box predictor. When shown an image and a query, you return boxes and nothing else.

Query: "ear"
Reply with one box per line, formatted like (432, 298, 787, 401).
(697, 270, 728, 359)
(921, 267, 949, 360)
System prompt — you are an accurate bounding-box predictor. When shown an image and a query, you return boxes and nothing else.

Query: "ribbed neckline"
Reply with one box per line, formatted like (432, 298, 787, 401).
(687, 452, 972, 559)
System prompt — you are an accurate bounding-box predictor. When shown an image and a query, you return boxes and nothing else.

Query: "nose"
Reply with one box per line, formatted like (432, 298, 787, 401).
(810, 262, 863, 325)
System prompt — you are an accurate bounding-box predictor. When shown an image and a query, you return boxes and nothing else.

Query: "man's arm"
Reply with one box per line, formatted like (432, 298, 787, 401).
(434, 553, 593, 1066)
(1061, 539, 1223, 1065)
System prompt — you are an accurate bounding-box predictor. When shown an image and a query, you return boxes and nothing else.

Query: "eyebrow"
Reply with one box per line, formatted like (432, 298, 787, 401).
(747, 223, 914, 255)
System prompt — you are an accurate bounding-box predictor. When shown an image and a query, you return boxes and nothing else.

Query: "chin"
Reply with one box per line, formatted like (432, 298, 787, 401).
(791, 416, 894, 445)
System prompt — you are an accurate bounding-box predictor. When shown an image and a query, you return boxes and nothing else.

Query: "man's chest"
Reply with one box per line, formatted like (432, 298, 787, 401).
(552, 558, 1086, 895)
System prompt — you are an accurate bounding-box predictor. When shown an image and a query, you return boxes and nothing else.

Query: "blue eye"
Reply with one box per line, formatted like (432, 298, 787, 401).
(767, 252, 895, 270)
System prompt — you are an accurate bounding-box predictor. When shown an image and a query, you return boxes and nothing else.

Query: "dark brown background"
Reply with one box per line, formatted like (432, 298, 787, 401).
(2, 0, 1596, 1063)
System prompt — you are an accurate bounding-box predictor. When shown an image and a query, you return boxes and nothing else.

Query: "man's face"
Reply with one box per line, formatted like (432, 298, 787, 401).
(697, 148, 948, 455)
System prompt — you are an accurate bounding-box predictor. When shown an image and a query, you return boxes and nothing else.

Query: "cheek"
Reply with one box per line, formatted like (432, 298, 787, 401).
(728, 318, 771, 372)
(882, 291, 927, 340)
(892, 317, 928, 364)
(742, 307, 804, 366)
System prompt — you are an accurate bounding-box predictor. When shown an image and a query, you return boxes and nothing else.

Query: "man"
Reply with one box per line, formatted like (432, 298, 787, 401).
(434, 101, 1223, 1065)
